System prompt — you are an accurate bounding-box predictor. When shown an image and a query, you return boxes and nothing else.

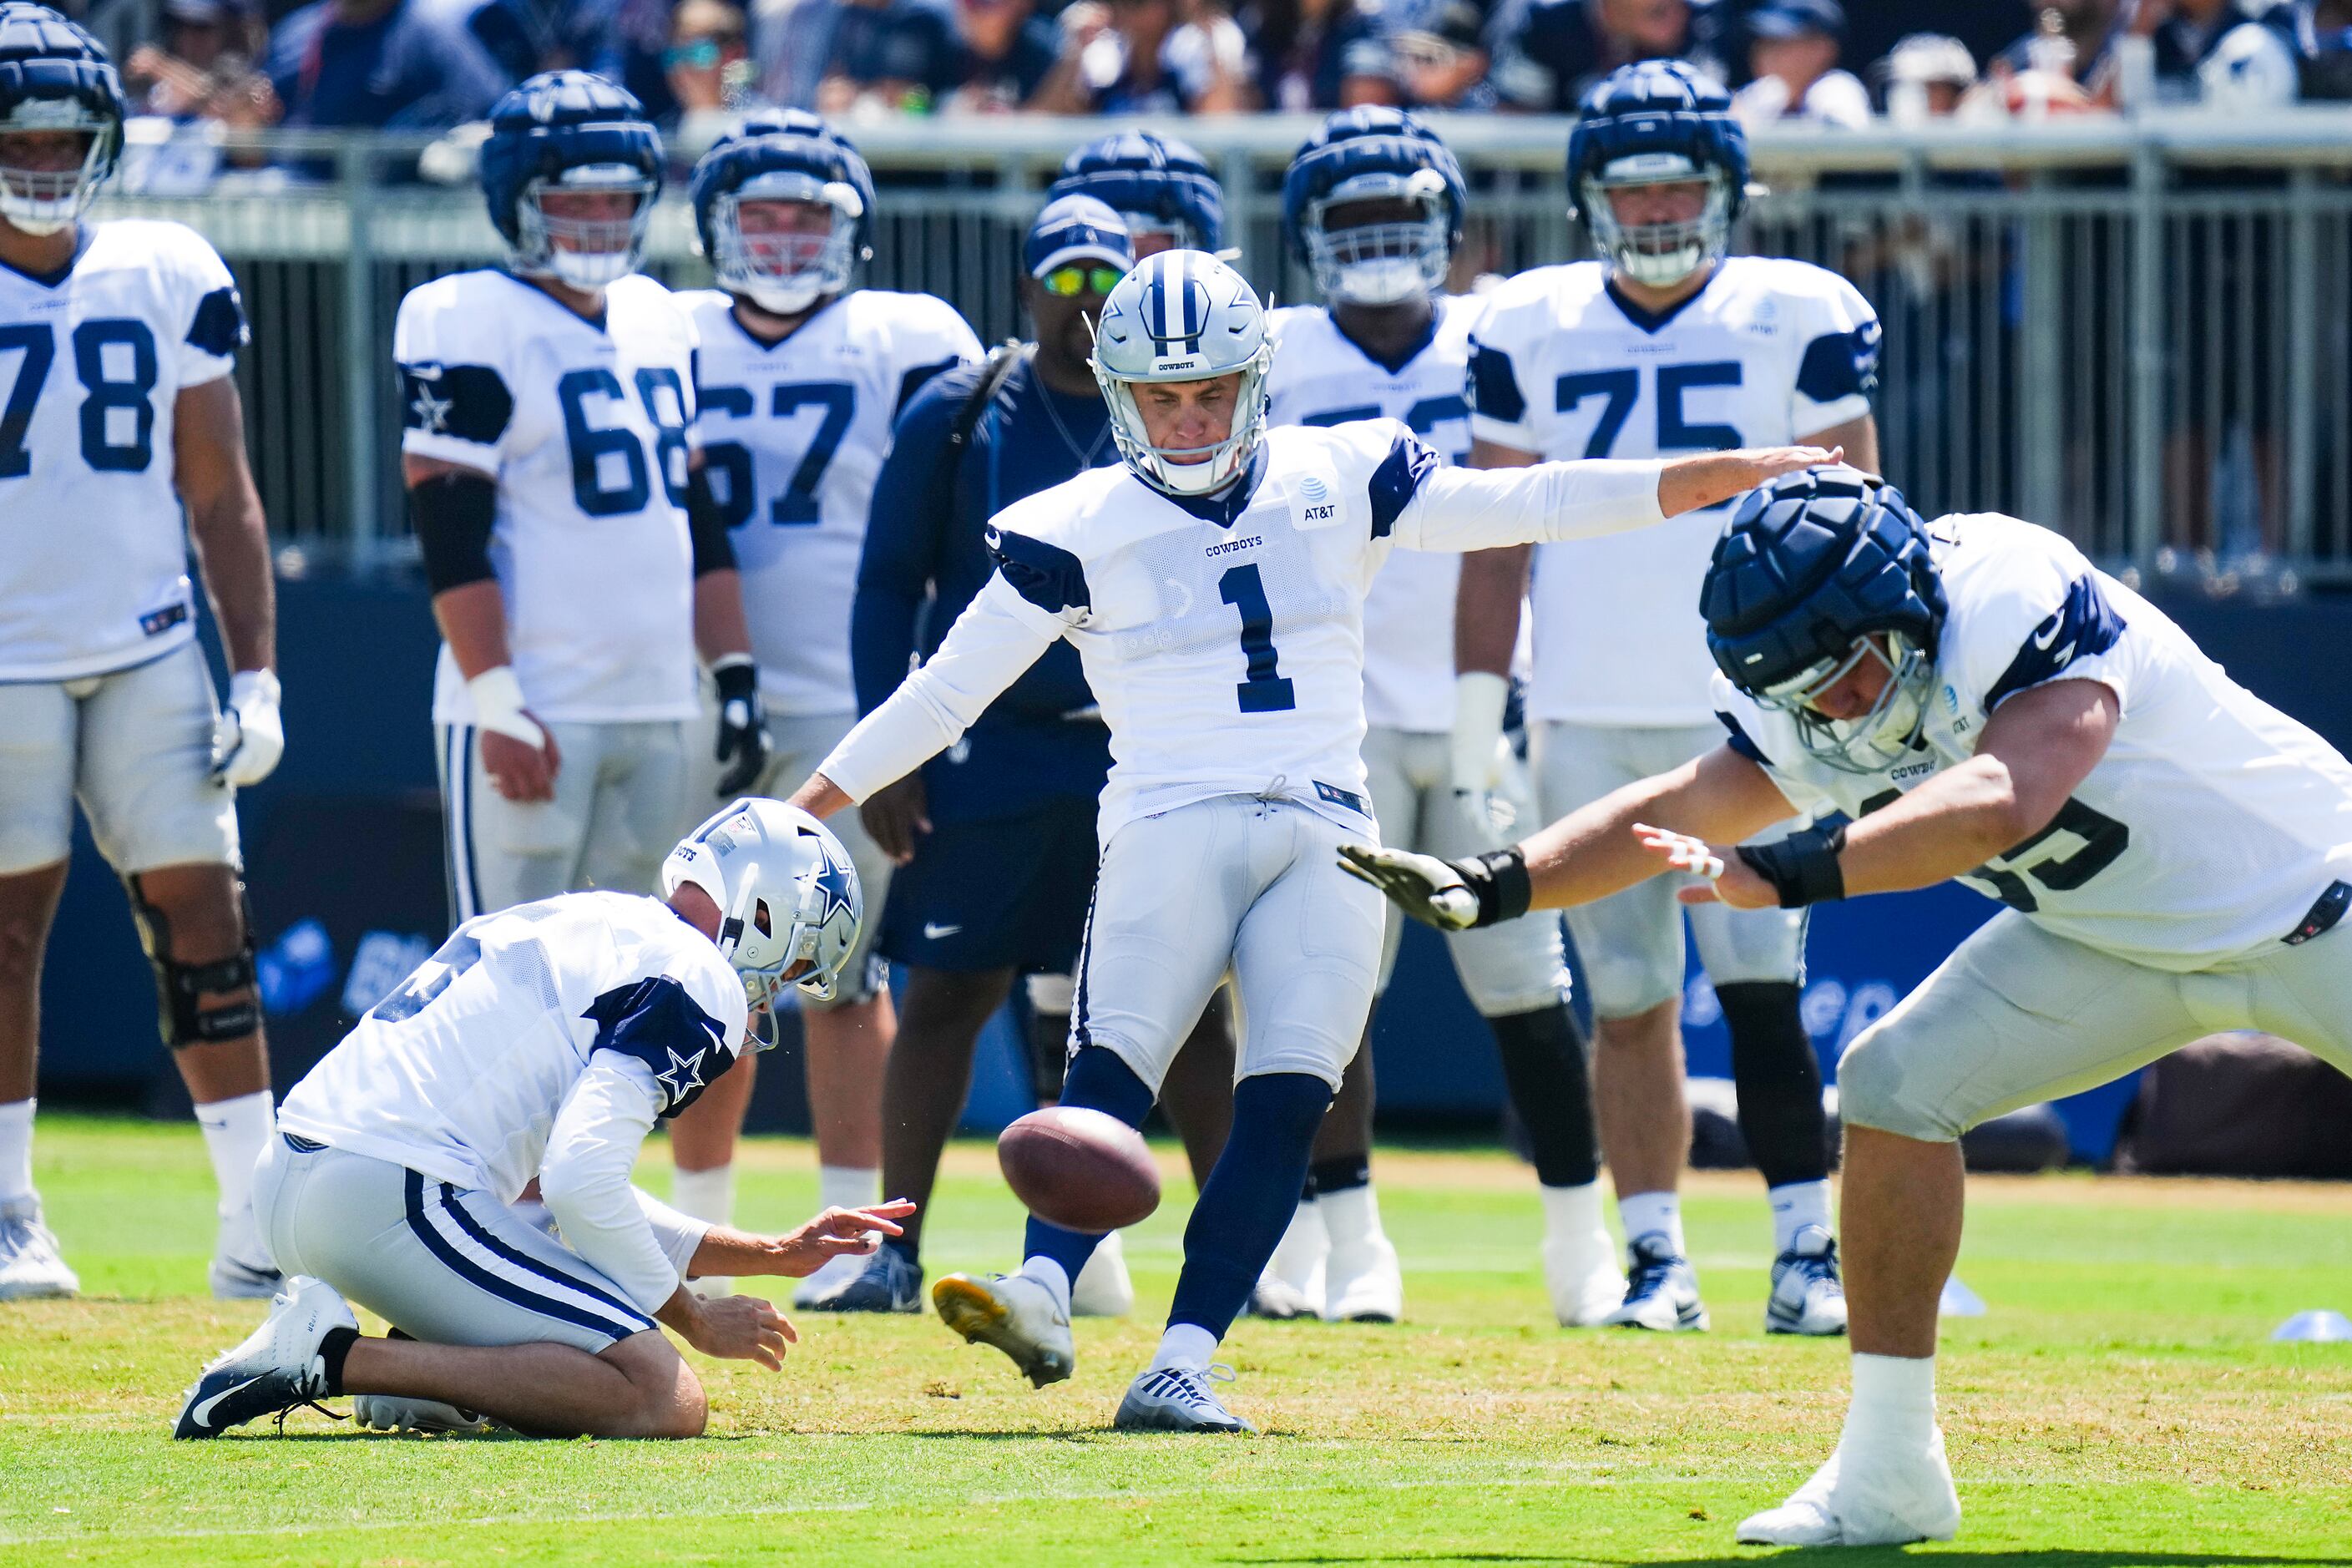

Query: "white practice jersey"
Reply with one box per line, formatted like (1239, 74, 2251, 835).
(280, 891, 751, 1201)
(0, 220, 246, 681)
(818, 420, 1670, 843)
(685, 289, 980, 716)
(397, 271, 701, 726)
(1265, 296, 1479, 735)
(1470, 255, 1880, 726)
(1717, 515, 2352, 969)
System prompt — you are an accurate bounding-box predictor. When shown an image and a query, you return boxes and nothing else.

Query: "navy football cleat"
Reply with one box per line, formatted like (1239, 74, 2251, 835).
(817, 1246, 924, 1313)
(1601, 1232, 1709, 1333)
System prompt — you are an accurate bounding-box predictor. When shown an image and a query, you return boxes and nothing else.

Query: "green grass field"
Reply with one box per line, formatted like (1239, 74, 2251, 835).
(4, 1114, 2350, 1566)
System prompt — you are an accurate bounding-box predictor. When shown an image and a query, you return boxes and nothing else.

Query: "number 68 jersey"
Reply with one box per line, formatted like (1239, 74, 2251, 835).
(0, 220, 248, 682)
(1714, 514, 2352, 969)
(395, 270, 701, 726)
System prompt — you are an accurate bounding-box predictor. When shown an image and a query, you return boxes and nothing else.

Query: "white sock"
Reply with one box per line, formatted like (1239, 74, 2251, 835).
(1768, 1179, 1834, 1254)
(1317, 1182, 1385, 1248)
(1017, 1255, 1071, 1317)
(0, 1099, 33, 1206)
(670, 1163, 735, 1227)
(1616, 1190, 1685, 1257)
(1539, 1179, 1607, 1246)
(1150, 1322, 1218, 1373)
(818, 1163, 878, 1216)
(1845, 1353, 1938, 1449)
(195, 1090, 273, 1225)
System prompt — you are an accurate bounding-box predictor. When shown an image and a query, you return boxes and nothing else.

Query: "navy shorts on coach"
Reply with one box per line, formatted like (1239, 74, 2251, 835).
(877, 797, 1099, 974)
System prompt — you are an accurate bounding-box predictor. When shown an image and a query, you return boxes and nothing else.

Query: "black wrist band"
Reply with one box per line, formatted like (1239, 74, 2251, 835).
(713, 658, 758, 706)
(1459, 847, 1531, 928)
(1736, 822, 1849, 908)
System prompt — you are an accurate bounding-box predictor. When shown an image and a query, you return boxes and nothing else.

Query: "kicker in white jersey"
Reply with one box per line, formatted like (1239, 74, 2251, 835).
(0, 219, 246, 681)
(1469, 255, 1880, 726)
(684, 287, 979, 716)
(394, 269, 702, 726)
(1717, 514, 2352, 965)
(1263, 295, 1479, 736)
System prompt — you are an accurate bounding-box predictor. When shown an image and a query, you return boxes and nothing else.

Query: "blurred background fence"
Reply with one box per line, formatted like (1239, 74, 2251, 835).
(107, 112, 2352, 585)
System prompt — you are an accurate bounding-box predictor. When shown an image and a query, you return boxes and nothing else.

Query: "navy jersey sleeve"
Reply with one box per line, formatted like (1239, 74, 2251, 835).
(581, 976, 736, 1120)
(853, 367, 974, 716)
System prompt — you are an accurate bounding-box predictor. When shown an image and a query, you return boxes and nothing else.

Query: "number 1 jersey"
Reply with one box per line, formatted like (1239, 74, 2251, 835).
(395, 270, 701, 726)
(0, 220, 248, 681)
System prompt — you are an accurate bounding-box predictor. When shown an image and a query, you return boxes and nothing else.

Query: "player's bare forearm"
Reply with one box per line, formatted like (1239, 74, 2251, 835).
(692, 569, 754, 665)
(1656, 444, 1844, 518)
(1523, 746, 1797, 909)
(175, 377, 275, 673)
(1454, 545, 1528, 678)
(790, 773, 854, 819)
(690, 1200, 915, 1279)
(432, 579, 514, 681)
(1810, 411, 1879, 476)
(1836, 679, 2118, 897)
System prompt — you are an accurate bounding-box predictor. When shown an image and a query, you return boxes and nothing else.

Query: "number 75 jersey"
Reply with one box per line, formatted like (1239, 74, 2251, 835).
(396, 270, 701, 726)
(0, 220, 249, 682)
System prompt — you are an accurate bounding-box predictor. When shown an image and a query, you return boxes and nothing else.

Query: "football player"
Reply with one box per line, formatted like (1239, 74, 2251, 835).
(1257, 108, 1616, 1328)
(667, 111, 980, 1307)
(1045, 129, 1226, 259)
(173, 800, 915, 1440)
(790, 248, 1835, 1432)
(1467, 60, 1882, 1335)
(0, 6, 286, 1303)
(394, 76, 758, 967)
(1341, 466, 2352, 1544)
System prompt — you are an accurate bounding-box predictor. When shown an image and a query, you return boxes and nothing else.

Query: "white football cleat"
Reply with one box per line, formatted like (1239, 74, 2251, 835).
(1737, 1437, 1961, 1546)
(933, 1271, 1075, 1388)
(792, 1248, 868, 1308)
(0, 1196, 78, 1302)
(1542, 1224, 1626, 1328)
(353, 1395, 493, 1434)
(1114, 1363, 1255, 1434)
(1764, 1225, 1849, 1337)
(1322, 1232, 1403, 1323)
(1070, 1231, 1134, 1318)
(173, 1275, 356, 1439)
(1249, 1201, 1327, 1319)
(1601, 1232, 1708, 1332)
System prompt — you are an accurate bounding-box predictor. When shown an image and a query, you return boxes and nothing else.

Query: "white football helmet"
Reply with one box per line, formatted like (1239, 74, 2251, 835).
(1089, 249, 1272, 498)
(661, 798, 862, 1017)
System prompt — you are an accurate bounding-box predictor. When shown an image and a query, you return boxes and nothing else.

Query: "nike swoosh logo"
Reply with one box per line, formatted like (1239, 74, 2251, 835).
(191, 1373, 266, 1428)
(2032, 618, 2064, 650)
(923, 923, 962, 939)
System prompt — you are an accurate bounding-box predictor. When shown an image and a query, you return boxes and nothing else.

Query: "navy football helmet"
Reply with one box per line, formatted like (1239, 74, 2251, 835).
(690, 110, 874, 316)
(1048, 130, 1224, 255)
(0, 4, 124, 238)
(1568, 60, 1750, 287)
(1282, 107, 1466, 308)
(479, 70, 662, 291)
(1702, 466, 1946, 774)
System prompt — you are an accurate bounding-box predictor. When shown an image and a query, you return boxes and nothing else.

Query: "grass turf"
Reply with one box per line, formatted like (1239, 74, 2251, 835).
(3, 1114, 2349, 1565)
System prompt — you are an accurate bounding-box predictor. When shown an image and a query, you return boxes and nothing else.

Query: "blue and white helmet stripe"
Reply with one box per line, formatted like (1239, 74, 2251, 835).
(1090, 250, 1272, 498)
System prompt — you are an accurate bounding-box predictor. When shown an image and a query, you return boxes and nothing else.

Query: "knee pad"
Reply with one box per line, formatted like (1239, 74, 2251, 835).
(126, 872, 259, 1048)
(1834, 1025, 1960, 1144)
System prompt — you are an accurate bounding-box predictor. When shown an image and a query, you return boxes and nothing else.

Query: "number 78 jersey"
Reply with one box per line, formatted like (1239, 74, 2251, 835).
(396, 270, 701, 726)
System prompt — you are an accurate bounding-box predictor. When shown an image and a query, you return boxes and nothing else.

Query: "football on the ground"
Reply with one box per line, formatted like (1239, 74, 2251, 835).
(997, 1107, 1161, 1233)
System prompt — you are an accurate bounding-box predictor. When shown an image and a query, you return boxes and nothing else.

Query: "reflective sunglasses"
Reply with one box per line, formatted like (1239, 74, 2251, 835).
(1039, 263, 1125, 297)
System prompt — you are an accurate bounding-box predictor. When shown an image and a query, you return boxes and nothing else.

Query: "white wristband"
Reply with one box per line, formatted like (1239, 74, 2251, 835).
(467, 665, 548, 750)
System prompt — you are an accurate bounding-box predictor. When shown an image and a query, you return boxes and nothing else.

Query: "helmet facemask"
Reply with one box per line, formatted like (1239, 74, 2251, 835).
(0, 105, 117, 238)
(515, 161, 655, 290)
(1095, 352, 1272, 497)
(1580, 154, 1733, 288)
(1305, 169, 1452, 307)
(711, 169, 863, 315)
(1760, 631, 1936, 775)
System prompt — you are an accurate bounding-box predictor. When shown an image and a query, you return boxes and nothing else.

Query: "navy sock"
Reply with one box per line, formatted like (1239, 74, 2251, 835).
(1167, 1072, 1333, 1341)
(1022, 1046, 1157, 1282)
(1309, 1154, 1369, 1194)
(1489, 1003, 1601, 1188)
(1718, 981, 1830, 1187)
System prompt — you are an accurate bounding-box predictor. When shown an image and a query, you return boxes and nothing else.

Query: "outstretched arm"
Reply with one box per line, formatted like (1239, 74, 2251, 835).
(1393, 443, 1843, 554)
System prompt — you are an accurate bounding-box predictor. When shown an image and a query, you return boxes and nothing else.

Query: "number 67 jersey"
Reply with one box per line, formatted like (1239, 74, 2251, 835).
(1714, 514, 2352, 969)
(395, 270, 701, 726)
(0, 220, 247, 681)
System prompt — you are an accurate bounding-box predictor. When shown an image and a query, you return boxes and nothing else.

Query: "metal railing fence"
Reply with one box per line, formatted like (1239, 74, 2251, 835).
(94, 113, 2352, 584)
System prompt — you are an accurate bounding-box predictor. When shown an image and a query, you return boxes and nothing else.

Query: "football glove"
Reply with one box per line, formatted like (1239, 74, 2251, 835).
(210, 669, 284, 787)
(1337, 842, 1531, 932)
(711, 654, 771, 797)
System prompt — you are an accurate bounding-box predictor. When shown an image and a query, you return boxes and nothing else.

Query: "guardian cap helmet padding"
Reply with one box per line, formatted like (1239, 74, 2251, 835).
(480, 70, 663, 291)
(1282, 106, 1466, 307)
(690, 110, 875, 316)
(0, 5, 124, 237)
(1049, 129, 1225, 254)
(1568, 60, 1750, 288)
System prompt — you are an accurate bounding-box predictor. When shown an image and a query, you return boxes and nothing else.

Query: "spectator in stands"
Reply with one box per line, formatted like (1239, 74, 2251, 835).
(666, 0, 757, 144)
(2095, 0, 2299, 109)
(1985, 0, 2112, 105)
(2294, 0, 2352, 97)
(1239, 0, 1401, 108)
(587, 0, 683, 122)
(126, 0, 272, 124)
(263, 0, 508, 129)
(1731, 0, 1870, 126)
(754, 0, 837, 108)
(1379, 0, 1505, 108)
(456, 0, 607, 85)
(1874, 29, 1977, 121)
(913, 0, 1064, 112)
(1490, 0, 1708, 114)
(812, 0, 952, 114)
(1030, 0, 1256, 113)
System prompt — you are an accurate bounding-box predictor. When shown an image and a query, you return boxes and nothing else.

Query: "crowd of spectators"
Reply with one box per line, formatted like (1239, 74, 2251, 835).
(70, 0, 2352, 142)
